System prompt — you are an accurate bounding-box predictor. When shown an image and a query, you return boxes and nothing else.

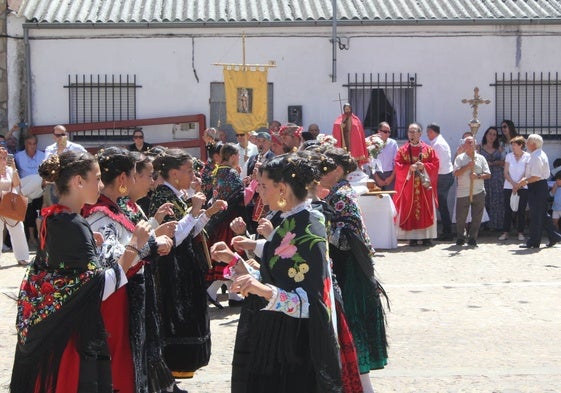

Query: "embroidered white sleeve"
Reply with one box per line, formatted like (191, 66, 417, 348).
(253, 239, 267, 259)
(102, 264, 128, 300)
(175, 214, 196, 244)
(262, 286, 310, 318)
(193, 213, 209, 237)
(148, 217, 159, 230)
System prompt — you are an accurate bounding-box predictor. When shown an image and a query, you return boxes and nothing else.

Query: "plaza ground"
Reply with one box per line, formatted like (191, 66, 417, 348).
(1, 231, 560, 392)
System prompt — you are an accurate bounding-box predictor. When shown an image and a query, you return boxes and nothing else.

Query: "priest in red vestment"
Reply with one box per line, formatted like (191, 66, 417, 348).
(332, 103, 369, 166)
(393, 123, 440, 246)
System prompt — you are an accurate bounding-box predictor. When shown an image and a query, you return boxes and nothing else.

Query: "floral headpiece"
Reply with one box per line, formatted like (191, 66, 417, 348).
(279, 125, 303, 138)
(317, 134, 338, 147)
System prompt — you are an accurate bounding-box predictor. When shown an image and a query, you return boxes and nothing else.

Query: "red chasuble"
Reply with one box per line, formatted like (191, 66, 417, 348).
(393, 142, 439, 231)
(332, 113, 369, 165)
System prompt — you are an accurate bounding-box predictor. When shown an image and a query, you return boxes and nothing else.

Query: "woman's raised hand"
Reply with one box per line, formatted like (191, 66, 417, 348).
(154, 202, 174, 224)
(155, 220, 177, 238)
(210, 241, 235, 263)
(131, 220, 151, 248)
(229, 217, 247, 235)
(256, 218, 274, 238)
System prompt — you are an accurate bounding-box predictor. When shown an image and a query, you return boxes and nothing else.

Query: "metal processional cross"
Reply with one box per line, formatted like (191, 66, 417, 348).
(461, 87, 491, 137)
(461, 86, 491, 202)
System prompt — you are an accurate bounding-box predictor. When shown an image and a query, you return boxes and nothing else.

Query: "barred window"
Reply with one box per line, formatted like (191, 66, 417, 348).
(492, 72, 561, 139)
(65, 74, 142, 142)
(345, 73, 420, 139)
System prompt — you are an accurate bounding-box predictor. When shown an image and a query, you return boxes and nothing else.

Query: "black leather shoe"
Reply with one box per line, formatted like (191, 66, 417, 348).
(519, 244, 539, 249)
(207, 294, 224, 309)
(467, 238, 478, 247)
(546, 240, 558, 248)
(422, 239, 433, 246)
(455, 239, 465, 246)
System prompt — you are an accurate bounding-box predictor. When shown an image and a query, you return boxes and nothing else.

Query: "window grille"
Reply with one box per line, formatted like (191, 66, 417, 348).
(209, 82, 274, 139)
(492, 72, 561, 139)
(65, 74, 141, 142)
(344, 73, 420, 139)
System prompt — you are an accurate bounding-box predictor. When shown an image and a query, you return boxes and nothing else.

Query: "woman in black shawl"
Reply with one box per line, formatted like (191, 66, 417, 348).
(11, 151, 150, 393)
(320, 147, 389, 393)
(210, 153, 342, 393)
(149, 149, 226, 380)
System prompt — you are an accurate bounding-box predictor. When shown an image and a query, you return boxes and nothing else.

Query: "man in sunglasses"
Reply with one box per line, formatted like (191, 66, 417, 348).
(44, 125, 86, 160)
(234, 130, 257, 177)
(128, 128, 152, 152)
(373, 121, 398, 191)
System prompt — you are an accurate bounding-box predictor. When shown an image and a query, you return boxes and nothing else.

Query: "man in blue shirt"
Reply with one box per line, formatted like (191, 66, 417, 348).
(15, 134, 45, 247)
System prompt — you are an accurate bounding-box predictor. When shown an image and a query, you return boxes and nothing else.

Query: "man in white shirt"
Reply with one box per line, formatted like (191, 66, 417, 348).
(15, 134, 45, 246)
(234, 130, 258, 177)
(517, 134, 561, 248)
(373, 122, 398, 191)
(453, 136, 490, 247)
(427, 123, 455, 240)
(44, 125, 87, 160)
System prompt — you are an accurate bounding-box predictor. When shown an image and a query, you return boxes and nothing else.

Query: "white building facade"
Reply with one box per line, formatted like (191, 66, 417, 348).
(6, 0, 561, 158)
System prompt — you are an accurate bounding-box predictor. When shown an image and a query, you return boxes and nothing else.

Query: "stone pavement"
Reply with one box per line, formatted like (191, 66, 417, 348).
(1, 232, 561, 392)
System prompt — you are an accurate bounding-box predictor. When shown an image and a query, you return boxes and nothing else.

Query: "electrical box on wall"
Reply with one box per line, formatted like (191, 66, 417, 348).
(172, 122, 199, 140)
(288, 105, 302, 126)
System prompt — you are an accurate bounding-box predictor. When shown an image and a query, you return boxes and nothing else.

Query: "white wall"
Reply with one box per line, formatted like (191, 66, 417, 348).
(7, 18, 561, 160)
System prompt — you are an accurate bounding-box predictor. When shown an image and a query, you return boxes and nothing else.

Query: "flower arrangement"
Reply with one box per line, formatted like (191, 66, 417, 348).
(317, 133, 338, 147)
(365, 135, 386, 158)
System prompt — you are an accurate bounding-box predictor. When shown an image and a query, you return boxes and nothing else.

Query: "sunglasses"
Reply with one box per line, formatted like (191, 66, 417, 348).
(53, 133, 66, 138)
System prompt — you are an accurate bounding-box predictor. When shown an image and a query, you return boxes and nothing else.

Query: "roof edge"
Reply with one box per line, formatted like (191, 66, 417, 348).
(22, 18, 561, 30)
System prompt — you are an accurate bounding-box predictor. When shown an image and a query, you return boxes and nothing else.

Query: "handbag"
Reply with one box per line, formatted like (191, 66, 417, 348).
(0, 187, 28, 223)
(510, 192, 520, 212)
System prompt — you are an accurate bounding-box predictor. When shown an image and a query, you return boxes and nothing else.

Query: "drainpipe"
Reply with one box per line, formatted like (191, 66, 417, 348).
(331, 0, 337, 82)
(23, 25, 32, 126)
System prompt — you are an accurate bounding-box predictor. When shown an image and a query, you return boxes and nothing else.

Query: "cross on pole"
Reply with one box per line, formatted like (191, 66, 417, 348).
(461, 86, 491, 203)
(461, 87, 491, 137)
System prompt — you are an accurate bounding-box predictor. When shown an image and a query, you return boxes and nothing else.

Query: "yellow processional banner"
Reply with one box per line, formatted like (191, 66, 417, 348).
(223, 67, 268, 133)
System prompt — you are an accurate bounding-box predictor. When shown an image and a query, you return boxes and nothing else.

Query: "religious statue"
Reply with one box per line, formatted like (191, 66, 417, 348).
(332, 103, 369, 165)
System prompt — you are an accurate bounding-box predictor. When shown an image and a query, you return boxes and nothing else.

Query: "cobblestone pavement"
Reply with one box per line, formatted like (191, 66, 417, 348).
(1, 232, 561, 392)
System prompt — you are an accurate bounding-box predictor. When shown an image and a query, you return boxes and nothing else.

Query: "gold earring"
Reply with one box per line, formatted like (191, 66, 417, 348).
(277, 193, 287, 209)
(174, 178, 180, 185)
(119, 184, 127, 194)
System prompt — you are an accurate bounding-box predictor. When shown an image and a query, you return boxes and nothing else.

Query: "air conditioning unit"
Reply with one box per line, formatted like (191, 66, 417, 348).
(172, 122, 199, 140)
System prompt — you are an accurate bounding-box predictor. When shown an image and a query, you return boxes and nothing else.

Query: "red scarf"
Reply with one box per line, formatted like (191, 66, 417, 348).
(82, 194, 136, 232)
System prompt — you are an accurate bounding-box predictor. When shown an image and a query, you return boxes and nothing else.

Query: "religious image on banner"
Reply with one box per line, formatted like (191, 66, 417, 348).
(238, 88, 252, 113)
(224, 67, 268, 133)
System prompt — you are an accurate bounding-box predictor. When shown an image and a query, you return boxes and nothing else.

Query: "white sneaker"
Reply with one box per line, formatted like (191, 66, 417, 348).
(518, 233, 526, 241)
(498, 233, 508, 241)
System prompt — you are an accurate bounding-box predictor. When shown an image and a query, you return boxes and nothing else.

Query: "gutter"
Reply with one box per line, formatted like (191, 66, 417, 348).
(331, 0, 337, 83)
(23, 25, 32, 127)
